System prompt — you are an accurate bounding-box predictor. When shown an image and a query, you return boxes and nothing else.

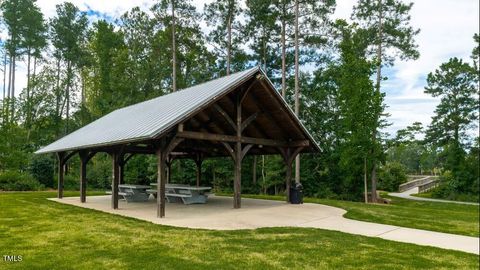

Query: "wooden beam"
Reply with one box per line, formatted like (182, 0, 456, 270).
(177, 131, 309, 148)
(123, 153, 136, 165)
(239, 79, 257, 104)
(241, 144, 254, 160)
(221, 142, 235, 160)
(241, 112, 259, 132)
(57, 152, 65, 199)
(213, 104, 236, 131)
(63, 150, 78, 164)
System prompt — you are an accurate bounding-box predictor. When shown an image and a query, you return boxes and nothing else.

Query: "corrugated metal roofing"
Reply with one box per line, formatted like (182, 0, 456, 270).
(36, 66, 319, 154)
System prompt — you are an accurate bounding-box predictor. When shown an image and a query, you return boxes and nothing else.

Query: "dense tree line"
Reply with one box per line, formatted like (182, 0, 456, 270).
(0, 0, 477, 202)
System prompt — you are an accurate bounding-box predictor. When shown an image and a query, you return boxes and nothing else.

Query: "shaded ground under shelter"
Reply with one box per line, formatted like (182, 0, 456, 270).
(36, 67, 320, 218)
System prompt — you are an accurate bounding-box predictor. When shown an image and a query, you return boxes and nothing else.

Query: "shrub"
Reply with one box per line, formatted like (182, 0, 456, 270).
(0, 170, 44, 191)
(63, 174, 80, 190)
(431, 171, 479, 202)
(28, 155, 55, 188)
(378, 162, 408, 192)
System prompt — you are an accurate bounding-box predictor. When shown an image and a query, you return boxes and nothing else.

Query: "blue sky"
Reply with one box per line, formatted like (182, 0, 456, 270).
(2, 0, 479, 137)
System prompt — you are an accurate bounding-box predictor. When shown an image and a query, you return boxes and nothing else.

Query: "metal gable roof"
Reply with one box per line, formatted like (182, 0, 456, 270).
(36, 66, 320, 154)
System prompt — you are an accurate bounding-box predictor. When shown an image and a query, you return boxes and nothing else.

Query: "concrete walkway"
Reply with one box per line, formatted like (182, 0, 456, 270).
(50, 195, 479, 254)
(390, 187, 479, 206)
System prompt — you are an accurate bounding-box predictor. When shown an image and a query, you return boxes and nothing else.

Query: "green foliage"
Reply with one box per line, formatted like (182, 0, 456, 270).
(302, 21, 384, 200)
(0, 170, 43, 191)
(28, 154, 54, 188)
(351, 0, 420, 65)
(63, 173, 79, 190)
(425, 57, 479, 147)
(377, 162, 407, 191)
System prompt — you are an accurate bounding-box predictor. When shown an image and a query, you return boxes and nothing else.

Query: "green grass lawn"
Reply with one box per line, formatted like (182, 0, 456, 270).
(220, 193, 480, 237)
(0, 192, 478, 269)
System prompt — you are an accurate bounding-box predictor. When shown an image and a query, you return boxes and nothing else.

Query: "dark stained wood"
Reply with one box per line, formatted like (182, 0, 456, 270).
(177, 130, 309, 148)
(256, 79, 305, 138)
(278, 146, 304, 203)
(57, 152, 65, 199)
(46, 70, 319, 216)
(156, 142, 166, 218)
(241, 112, 259, 132)
(124, 153, 136, 164)
(221, 142, 235, 160)
(213, 104, 236, 131)
(234, 92, 242, 209)
(64, 150, 79, 164)
(79, 151, 89, 203)
(157, 135, 184, 218)
(194, 153, 204, 187)
(239, 79, 257, 104)
(111, 152, 120, 209)
(241, 144, 254, 160)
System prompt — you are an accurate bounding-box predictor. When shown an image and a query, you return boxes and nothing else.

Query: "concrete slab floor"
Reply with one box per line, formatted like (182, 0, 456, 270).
(49, 195, 479, 255)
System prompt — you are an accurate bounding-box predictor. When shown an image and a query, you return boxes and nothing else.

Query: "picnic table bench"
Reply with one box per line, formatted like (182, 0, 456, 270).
(148, 184, 212, 204)
(106, 184, 151, 203)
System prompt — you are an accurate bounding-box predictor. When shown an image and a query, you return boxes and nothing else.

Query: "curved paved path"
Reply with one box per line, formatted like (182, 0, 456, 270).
(390, 187, 479, 206)
(50, 195, 479, 254)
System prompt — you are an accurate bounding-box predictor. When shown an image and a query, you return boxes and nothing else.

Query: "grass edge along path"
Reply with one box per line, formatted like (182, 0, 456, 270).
(216, 193, 479, 237)
(0, 191, 478, 270)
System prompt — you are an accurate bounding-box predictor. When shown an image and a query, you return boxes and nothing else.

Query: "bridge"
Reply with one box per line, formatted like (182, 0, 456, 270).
(398, 175, 439, 193)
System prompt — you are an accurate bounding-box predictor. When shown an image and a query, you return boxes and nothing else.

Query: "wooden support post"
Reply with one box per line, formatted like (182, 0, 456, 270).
(111, 152, 120, 209)
(234, 93, 242, 209)
(57, 152, 65, 199)
(278, 147, 304, 203)
(79, 151, 88, 203)
(194, 153, 203, 187)
(285, 149, 292, 203)
(119, 163, 124, 185)
(156, 145, 166, 218)
(166, 158, 172, 184)
(157, 136, 184, 218)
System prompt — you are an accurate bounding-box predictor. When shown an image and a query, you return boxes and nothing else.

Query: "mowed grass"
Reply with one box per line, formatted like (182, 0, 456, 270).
(221, 193, 480, 237)
(0, 192, 478, 269)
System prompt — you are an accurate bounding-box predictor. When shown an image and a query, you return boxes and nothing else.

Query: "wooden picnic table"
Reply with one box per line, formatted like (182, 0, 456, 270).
(148, 183, 212, 204)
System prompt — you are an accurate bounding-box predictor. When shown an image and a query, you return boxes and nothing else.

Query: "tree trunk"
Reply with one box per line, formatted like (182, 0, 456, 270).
(281, 11, 286, 98)
(65, 61, 72, 134)
(26, 50, 31, 129)
(5, 55, 12, 124)
(10, 54, 15, 121)
(2, 52, 6, 125)
(227, 13, 232, 76)
(371, 0, 384, 203)
(55, 57, 61, 136)
(294, 0, 301, 184)
(364, 157, 368, 203)
(252, 156, 257, 185)
(2, 52, 6, 100)
(171, 0, 177, 92)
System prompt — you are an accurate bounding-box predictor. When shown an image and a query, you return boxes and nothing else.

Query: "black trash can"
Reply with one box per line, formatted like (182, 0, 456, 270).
(289, 183, 303, 204)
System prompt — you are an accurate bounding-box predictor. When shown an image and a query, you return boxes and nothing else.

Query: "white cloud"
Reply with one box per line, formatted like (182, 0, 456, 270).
(381, 0, 479, 136)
